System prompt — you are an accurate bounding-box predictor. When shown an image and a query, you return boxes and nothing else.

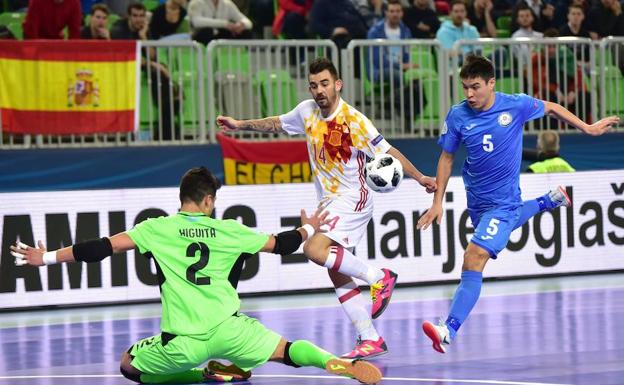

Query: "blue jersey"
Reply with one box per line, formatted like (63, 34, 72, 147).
(438, 92, 544, 211)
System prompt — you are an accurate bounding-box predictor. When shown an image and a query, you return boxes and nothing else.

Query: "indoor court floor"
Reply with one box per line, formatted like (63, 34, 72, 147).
(1, 273, 623, 385)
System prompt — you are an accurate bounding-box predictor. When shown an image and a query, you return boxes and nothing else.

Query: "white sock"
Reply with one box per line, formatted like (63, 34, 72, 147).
(335, 281, 380, 342)
(323, 246, 384, 285)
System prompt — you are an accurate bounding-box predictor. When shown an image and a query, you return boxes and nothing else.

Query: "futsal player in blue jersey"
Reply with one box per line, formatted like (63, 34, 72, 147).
(416, 55, 620, 354)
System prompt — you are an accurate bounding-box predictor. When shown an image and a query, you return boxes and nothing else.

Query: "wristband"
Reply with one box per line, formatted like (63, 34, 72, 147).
(42, 251, 58, 265)
(301, 224, 315, 239)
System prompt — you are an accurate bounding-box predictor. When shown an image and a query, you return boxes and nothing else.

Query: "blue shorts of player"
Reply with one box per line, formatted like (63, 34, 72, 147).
(469, 206, 521, 258)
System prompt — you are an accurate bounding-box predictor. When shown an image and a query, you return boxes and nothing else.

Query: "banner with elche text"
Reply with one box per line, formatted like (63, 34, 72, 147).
(0, 170, 623, 309)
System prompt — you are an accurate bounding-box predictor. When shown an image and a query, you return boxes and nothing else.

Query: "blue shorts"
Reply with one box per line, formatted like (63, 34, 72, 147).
(468, 206, 521, 259)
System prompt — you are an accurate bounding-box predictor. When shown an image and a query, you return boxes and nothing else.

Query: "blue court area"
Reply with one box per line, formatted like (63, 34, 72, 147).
(1, 274, 623, 385)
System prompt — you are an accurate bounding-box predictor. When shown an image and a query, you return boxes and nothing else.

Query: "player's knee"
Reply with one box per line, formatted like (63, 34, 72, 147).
(119, 351, 142, 383)
(302, 236, 326, 264)
(462, 247, 490, 271)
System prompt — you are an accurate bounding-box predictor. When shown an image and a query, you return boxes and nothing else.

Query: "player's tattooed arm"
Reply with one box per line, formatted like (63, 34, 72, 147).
(238, 117, 284, 133)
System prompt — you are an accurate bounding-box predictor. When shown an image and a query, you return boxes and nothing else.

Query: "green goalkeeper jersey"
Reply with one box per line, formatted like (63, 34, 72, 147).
(126, 211, 269, 337)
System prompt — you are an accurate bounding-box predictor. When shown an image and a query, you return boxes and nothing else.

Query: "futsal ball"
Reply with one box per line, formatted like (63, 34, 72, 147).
(365, 154, 403, 193)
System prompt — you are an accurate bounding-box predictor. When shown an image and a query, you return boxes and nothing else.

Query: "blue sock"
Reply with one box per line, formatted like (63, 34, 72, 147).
(514, 199, 541, 230)
(445, 270, 483, 340)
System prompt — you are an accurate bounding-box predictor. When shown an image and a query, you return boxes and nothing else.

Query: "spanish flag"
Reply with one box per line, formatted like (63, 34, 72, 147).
(0, 41, 139, 135)
(217, 133, 311, 185)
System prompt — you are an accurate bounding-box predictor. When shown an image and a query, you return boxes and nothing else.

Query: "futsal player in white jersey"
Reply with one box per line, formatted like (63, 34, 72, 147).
(217, 57, 436, 359)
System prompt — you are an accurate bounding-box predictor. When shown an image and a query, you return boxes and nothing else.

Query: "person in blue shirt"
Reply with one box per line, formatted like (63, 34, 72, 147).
(416, 55, 620, 354)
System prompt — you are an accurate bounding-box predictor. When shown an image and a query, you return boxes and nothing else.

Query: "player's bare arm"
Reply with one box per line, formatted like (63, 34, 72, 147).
(417, 150, 454, 230)
(387, 146, 437, 193)
(11, 233, 136, 267)
(216, 115, 284, 133)
(543, 101, 620, 136)
(260, 207, 330, 253)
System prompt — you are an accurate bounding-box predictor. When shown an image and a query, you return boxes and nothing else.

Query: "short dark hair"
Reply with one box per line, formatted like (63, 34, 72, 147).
(179, 167, 222, 205)
(460, 55, 495, 81)
(309, 57, 340, 80)
(450, 0, 466, 10)
(387, 0, 402, 7)
(91, 3, 109, 16)
(568, 4, 584, 13)
(127, 2, 146, 15)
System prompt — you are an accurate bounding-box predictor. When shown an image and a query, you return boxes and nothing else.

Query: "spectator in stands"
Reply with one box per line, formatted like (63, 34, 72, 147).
(531, 28, 590, 126)
(309, 0, 368, 49)
(81, 3, 111, 39)
(367, 0, 415, 84)
(525, 131, 575, 173)
(187, 0, 252, 45)
(436, 0, 480, 60)
(23, 0, 81, 39)
(511, 4, 542, 64)
(403, 0, 441, 38)
(511, 0, 555, 32)
(149, 0, 189, 40)
(112, 3, 181, 141)
(467, 0, 497, 37)
(111, 2, 149, 39)
(357, 0, 387, 29)
(558, 4, 591, 60)
(586, 0, 624, 39)
(559, 4, 590, 38)
(272, 0, 313, 39)
(367, 0, 426, 122)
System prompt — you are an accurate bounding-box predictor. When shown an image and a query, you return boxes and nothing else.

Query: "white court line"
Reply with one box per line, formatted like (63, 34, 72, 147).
(0, 373, 574, 385)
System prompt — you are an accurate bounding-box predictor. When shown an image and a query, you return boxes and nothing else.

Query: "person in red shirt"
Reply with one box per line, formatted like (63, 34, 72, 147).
(23, 0, 81, 39)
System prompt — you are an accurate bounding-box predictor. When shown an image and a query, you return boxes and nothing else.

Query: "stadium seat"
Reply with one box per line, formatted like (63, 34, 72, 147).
(605, 78, 624, 116)
(496, 16, 511, 31)
(0, 11, 24, 26)
(143, 0, 160, 11)
(7, 21, 21, 39)
(413, 77, 441, 126)
(496, 77, 521, 94)
(214, 46, 250, 73)
(176, 17, 190, 33)
(410, 47, 437, 73)
(254, 69, 298, 116)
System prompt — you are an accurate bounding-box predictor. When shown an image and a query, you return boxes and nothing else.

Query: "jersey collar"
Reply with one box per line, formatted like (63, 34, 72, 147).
(177, 211, 208, 217)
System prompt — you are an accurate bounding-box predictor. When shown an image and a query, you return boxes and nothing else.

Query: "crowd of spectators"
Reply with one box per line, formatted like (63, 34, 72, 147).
(2, 0, 620, 44)
(1, 0, 622, 136)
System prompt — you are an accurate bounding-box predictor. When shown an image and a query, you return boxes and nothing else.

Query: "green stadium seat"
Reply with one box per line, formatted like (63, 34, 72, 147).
(410, 47, 436, 72)
(214, 46, 250, 73)
(496, 16, 511, 30)
(496, 77, 521, 94)
(143, 0, 160, 11)
(7, 21, 21, 39)
(0, 11, 24, 26)
(496, 29, 511, 38)
(254, 69, 298, 116)
(605, 78, 624, 116)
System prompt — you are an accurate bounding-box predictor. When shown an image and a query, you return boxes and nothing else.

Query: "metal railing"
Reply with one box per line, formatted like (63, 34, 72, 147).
(1, 37, 622, 149)
(206, 39, 339, 142)
(341, 39, 449, 138)
(452, 37, 596, 131)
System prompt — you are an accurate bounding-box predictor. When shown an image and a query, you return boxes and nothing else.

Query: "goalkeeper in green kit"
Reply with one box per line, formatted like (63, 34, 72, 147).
(11, 167, 382, 385)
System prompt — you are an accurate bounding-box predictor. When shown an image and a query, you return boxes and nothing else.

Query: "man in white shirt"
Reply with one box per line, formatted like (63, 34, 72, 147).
(217, 57, 436, 360)
(188, 0, 252, 45)
(511, 4, 543, 65)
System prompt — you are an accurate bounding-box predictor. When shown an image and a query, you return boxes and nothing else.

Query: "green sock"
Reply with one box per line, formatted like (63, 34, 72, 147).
(288, 340, 337, 369)
(139, 368, 204, 384)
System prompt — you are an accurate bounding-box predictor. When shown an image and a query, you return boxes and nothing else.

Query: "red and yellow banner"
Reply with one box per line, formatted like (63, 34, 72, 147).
(217, 133, 312, 185)
(0, 41, 138, 135)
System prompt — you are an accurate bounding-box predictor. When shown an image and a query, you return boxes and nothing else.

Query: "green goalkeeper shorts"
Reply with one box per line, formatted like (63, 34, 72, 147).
(130, 313, 281, 374)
